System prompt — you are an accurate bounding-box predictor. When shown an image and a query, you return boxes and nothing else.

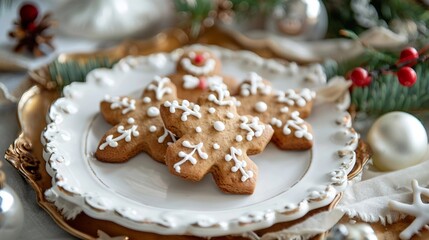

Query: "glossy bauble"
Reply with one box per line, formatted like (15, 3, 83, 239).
(0, 184, 24, 239)
(367, 112, 428, 171)
(265, 0, 328, 40)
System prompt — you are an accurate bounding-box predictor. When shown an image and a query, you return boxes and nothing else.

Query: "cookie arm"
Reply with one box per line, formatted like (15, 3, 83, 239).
(212, 149, 258, 194)
(95, 117, 146, 163)
(160, 100, 203, 137)
(165, 137, 214, 181)
(100, 97, 141, 125)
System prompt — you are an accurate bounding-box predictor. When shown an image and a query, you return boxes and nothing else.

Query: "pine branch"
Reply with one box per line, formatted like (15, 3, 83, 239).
(48, 57, 117, 89)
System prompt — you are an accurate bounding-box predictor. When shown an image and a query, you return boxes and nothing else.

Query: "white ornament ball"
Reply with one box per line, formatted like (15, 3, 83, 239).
(367, 112, 428, 171)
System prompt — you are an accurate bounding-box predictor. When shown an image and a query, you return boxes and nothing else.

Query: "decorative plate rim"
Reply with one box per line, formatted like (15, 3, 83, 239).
(41, 44, 359, 237)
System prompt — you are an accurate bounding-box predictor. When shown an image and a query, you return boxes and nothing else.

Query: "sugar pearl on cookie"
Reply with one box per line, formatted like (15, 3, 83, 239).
(208, 107, 216, 114)
(143, 97, 151, 103)
(226, 112, 234, 119)
(127, 118, 135, 124)
(236, 135, 243, 142)
(214, 121, 225, 131)
(254, 101, 268, 113)
(196, 126, 202, 133)
(213, 143, 220, 150)
(149, 125, 157, 132)
(147, 107, 160, 117)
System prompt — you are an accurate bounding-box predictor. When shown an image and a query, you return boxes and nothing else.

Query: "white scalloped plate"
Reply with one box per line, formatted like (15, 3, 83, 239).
(41, 45, 358, 237)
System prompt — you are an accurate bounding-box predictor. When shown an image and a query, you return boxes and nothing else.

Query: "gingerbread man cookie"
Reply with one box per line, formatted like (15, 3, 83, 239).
(168, 49, 239, 102)
(160, 84, 274, 194)
(95, 76, 178, 163)
(235, 72, 316, 150)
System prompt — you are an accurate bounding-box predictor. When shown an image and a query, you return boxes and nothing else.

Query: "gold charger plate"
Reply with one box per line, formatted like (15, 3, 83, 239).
(5, 27, 370, 239)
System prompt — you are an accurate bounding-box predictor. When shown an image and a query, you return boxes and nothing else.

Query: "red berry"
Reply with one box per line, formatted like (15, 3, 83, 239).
(26, 22, 37, 32)
(194, 54, 205, 65)
(350, 67, 372, 87)
(397, 67, 417, 87)
(198, 77, 207, 89)
(399, 47, 419, 67)
(19, 3, 39, 23)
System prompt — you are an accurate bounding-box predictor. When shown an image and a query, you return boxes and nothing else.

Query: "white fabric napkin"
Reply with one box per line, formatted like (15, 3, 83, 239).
(338, 151, 429, 225)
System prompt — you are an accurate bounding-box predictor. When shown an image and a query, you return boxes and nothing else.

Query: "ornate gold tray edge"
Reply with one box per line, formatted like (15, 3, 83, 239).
(4, 27, 371, 240)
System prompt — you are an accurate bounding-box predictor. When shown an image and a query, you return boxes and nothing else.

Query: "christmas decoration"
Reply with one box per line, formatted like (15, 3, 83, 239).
(367, 112, 427, 171)
(326, 223, 377, 240)
(55, 0, 170, 40)
(0, 162, 24, 239)
(389, 180, 429, 240)
(174, 0, 429, 41)
(265, 0, 328, 40)
(323, 0, 429, 42)
(8, 3, 55, 57)
(324, 43, 429, 114)
(350, 67, 372, 87)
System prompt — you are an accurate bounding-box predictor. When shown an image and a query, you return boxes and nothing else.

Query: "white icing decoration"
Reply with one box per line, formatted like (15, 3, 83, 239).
(147, 76, 173, 101)
(182, 75, 223, 89)
(143, 97, 151, 103)
(213, 143, 220, 150)
(239, 116, 265, 141)
(225, 147, 253, 182)
(226, 112, 234, 119)
(99, 118, 139, 150)
(283, 111, 313, 140)
(213, 121, 225, 132)
(181, 58, 216, 75)
(149, 125, 157, 132)
(175, 141, 208, 173)
(188, 51, 196, 59)
(389, 180, 429, 240)
(158, 127, 177, 145)
(208, 107, 216, 114)
(235, 135, 243, 142)
(276, 88, 315, 107)
(240, 72, 271, 96)
(147, 106, 160, 117)
(105, 96, 136, 115)
(270, 118, 282, 128)
(280, 107, 289, 113)
(196, 127, 202, 133)
(207, 84, 234, 106)
(164, 100, 201, 121)
(254, 101, 267, 113)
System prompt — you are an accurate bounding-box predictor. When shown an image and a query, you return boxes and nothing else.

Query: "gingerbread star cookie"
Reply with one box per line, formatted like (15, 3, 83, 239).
(235, 72, 316, 150)
(95, 76, 177, 163)
(160, 84, 273, 194)
(168, 49, 239, 102)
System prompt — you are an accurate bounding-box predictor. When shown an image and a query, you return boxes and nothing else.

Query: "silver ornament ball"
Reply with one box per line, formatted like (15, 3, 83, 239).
(367, 112, 428, 171)
(0, 184, 24, 239)
(266, 0, 328, 40)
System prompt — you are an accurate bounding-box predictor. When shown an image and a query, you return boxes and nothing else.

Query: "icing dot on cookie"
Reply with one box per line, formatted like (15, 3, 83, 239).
(213, 143, 220, 150)
(127, 118, 135, 124)
(226, 112, 234, 119)
(196, 126, 202, 133)
(149, 125, 157, 132)
(143, 97, 151, 103)
(147, 106, 160, 117)
(214, 121, 225, 132)
(254, 101, 267, 113)
(208, 107, 216, 114)
(281, 107, 289, 113)
(235, 135, 243, 142)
